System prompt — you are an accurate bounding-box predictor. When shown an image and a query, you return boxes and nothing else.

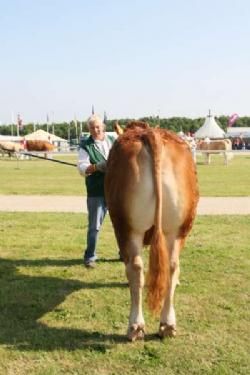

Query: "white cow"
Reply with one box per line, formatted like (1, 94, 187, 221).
(0, 141, 24, 158)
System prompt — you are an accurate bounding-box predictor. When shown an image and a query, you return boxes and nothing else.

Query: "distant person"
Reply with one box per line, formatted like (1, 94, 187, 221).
(204, 137, 211, 144)
(190, 138, 197, 163)
(232, 139, 237, 150)
(77, 115, 116, 268)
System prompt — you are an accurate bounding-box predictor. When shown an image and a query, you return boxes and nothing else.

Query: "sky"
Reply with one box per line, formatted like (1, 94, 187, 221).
(0, 0, 250, 124)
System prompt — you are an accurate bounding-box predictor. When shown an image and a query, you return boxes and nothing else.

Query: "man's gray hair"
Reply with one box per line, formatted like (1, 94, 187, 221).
(87, 114, 104, 128)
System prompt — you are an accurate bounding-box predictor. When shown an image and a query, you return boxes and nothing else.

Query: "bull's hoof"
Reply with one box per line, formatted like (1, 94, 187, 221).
(158, 323, 176, 338)
(127, 324, 145, 342)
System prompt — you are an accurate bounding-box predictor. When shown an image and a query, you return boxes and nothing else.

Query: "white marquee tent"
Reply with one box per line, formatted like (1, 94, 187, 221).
(194, 113, 225, 139)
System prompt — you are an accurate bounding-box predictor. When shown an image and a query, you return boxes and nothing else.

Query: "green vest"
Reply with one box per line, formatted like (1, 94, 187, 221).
(79, 135, 115, 197)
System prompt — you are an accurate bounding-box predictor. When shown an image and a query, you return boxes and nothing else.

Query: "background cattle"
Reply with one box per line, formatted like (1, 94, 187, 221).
(196, 139, 232, 151)
(105, 121, 199, 341)
(196, 139, 232, 165)
(25, 140, 55, 152)
(0, 141, 24, 158)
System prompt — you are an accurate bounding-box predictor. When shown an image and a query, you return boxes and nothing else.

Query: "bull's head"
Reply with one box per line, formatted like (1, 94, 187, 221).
(114, 120, 150, 136)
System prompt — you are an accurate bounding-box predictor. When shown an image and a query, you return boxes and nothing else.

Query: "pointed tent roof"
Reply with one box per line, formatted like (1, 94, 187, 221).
(194, 112, 225, 139)
(24, 129, 67, 142)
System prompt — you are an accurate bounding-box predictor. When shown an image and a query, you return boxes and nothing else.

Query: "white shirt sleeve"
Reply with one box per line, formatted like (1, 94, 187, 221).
(77, 148, 90, 176)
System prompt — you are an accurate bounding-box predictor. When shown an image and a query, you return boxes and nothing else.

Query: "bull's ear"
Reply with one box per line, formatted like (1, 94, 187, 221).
(114, 121, 124, 135)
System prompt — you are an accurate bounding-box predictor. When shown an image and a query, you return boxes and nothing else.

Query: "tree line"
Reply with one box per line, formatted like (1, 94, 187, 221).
(0, 116, 250, 141)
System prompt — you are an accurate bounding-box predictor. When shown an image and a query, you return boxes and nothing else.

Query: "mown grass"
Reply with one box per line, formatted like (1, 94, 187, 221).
(0, 153, 250, 196)
(0, 213, 249, 374)
(196, 154, 250, 196)
(0, 154, 83, 195)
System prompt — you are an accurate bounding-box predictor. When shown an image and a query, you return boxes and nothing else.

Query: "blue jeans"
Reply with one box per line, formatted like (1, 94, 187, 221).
(84, 196, 107, 263)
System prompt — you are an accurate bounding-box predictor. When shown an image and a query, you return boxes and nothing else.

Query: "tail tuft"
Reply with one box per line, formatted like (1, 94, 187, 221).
(146, 228, 170, 314)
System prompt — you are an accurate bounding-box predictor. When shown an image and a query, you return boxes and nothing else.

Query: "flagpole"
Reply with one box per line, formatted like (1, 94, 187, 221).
(68, 122, 70, 145)
(80, 121, 82, 138)
(103, 111, 108, 125)
(74, 115, 78, 141)
(51, 111, 54, 135)
(17, 114, 20, 137)
(11, 112, 14, 136)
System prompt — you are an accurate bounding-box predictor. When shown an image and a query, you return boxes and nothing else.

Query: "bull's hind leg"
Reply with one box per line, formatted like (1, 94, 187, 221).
(159, 237, 183, 338)
(125, 233, 145, 341)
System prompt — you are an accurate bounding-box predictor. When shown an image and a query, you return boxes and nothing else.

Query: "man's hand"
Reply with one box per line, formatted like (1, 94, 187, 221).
(85, 164, 97, 175)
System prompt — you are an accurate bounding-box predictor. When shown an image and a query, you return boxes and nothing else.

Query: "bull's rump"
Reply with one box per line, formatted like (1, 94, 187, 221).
(105, 137, 151, 223)
(105, 129, 198, 239)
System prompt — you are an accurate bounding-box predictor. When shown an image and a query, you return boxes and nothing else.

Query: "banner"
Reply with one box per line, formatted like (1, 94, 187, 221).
(228, 113, 239, 127)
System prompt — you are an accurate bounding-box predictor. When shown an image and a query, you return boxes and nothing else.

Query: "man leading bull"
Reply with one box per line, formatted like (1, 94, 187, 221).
(77, 115, 115, 268)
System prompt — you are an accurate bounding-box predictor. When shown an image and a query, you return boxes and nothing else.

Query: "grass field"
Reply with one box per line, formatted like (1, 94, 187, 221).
(0, 155, 82, 195)
(0, 153, 250, 196)
(0, 213, 249, 375)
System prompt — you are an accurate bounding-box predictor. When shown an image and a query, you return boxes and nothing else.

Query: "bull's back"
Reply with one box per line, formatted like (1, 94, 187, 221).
(26, 140, 54, 151)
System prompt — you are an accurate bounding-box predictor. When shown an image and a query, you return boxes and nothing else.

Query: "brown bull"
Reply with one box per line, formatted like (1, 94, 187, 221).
(25, 140, 55, 152)
(105, 121, 199, 341)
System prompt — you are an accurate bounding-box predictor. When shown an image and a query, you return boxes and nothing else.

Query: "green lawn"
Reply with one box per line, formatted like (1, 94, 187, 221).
(0, 153, 250, 196)
(0, 213, 249, 374)
(0, 155, 84, 195)
(196, 154, 250, 196)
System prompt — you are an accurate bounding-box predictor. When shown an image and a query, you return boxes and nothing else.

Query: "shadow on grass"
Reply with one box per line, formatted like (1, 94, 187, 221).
(0, 257, 140, 352)
(14, 257, 123, 267)
(15, 258, 84, 267)
(97, 257, 123, 263)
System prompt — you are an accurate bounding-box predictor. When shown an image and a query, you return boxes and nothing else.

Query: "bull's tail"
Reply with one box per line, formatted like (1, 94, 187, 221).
(146, 130, 170, 314)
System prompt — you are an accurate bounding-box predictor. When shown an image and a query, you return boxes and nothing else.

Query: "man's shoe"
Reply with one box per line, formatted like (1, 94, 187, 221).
(84, 261, 96, 268)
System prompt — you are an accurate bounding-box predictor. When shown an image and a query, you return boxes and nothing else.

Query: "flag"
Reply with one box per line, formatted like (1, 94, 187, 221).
(228, 113, 239, 127)
(17, 113, 23, 129)
(91, 105, 95, 115)
(103, 111, 108, 125)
